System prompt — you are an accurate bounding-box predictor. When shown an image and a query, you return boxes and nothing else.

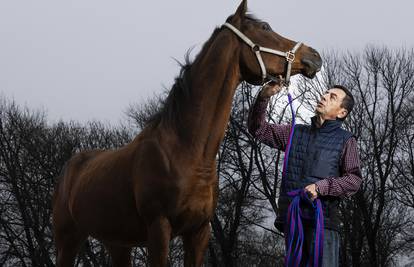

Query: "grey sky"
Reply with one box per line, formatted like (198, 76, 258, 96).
(0, 0, 412, 124)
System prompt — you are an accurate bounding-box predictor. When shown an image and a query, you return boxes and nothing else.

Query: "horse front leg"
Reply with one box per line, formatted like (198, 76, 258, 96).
(104, 243, 132, 267)
(183, 222, 211, 267)
(147, 216, 172, 267)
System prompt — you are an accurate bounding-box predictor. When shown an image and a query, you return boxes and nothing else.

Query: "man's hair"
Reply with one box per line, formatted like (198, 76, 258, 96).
(333, 84, 354, 121)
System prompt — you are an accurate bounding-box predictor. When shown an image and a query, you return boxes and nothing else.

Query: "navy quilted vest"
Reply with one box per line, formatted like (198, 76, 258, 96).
(275, 117, 353, 232)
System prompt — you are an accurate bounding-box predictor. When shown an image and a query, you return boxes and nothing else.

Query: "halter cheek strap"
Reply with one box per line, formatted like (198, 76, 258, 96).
(223, 22, 302, 86)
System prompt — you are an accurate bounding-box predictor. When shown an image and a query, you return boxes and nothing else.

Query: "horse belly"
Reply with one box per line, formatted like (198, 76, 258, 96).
(70, 180, 148, 246)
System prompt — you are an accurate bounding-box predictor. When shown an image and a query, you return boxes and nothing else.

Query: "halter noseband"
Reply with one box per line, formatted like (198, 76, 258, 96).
(223, 22, 302, 87)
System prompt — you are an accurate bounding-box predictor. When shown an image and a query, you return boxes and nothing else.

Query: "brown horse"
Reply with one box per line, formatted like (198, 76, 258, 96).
(52, 1, 322, 266)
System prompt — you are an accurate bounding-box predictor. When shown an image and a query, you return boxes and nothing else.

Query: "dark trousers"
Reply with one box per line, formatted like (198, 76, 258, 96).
(299, 226, 340, 267)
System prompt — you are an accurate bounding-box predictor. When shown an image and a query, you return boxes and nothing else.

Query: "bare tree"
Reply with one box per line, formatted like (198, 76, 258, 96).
(2, 46, 413, 267)
(0, 99, 134, 266)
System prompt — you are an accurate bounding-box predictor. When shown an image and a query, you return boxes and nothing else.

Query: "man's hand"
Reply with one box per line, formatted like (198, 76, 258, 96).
(304, 184, 318, 201)
(259, 81, 283, 98)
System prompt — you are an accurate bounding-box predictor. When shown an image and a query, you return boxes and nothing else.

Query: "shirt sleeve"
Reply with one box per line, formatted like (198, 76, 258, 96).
(247, 95, 291, 151)
(315, 137, 362, 198)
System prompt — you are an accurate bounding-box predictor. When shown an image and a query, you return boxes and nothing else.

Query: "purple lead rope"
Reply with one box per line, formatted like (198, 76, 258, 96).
(282, 92, 324, 267)
(282, 93, 296, 179)
(284, 190, 324, 267)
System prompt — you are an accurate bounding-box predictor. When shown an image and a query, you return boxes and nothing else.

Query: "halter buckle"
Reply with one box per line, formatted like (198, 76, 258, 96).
(252, 45, 260, 52)
(286, 51, 295, 62)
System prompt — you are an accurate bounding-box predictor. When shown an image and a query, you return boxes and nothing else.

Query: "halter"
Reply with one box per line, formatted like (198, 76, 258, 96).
(223, 22, 302, 87)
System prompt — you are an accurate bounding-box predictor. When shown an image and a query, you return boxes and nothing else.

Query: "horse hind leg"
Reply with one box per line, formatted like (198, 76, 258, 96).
(53, 218, 87, 267)
(147, 216, 172, 267)
(104, 244, 132, 267)
(183, 222, 211, 267)
(53, 196, 87, 266)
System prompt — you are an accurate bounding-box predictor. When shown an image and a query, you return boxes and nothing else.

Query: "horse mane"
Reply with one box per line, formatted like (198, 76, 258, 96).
(145, 14, 259, 131)
(145, 26, 223, 131)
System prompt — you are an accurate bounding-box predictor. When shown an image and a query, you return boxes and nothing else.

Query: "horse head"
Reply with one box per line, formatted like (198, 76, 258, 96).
(226, 0, 322, 85)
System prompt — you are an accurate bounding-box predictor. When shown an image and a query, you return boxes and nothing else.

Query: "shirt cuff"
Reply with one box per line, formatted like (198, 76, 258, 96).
(315, 179, 330, 196)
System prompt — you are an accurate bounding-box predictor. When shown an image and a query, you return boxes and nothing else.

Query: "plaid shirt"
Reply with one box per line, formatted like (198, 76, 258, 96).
(248, 95, 362, 198)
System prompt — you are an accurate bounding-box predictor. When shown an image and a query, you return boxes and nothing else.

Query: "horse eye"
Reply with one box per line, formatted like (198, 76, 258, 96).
(262, 22, 271, 31)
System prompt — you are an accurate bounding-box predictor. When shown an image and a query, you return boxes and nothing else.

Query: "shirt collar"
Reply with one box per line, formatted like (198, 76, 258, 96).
(311, 116, 343, 133)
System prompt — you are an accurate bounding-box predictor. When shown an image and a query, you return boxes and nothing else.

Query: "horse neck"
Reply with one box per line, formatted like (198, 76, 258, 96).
(178, 31, 241, 162)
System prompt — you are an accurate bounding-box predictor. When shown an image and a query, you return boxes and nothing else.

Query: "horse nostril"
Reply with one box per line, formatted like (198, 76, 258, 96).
(309, 48, 322, 60)
(302, 58, 320, 70)
(301, 48, 323, 78)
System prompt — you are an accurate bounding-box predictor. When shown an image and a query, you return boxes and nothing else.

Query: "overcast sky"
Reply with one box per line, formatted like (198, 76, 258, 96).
(1, 0, 413, 124)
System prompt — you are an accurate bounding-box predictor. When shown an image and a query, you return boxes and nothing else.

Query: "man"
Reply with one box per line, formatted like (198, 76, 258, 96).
(248, 82, 362, 266)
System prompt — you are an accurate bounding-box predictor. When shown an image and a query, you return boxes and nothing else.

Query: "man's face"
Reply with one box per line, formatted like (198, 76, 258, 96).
(315, 88, 348, 120)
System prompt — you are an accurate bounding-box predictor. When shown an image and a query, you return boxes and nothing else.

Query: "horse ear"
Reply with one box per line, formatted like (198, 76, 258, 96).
(231, 0, 247, 26)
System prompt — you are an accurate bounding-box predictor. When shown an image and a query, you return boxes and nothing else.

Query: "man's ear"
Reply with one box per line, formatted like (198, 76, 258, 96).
(337, 108, 348, 120)
(229, 0, 247, 27)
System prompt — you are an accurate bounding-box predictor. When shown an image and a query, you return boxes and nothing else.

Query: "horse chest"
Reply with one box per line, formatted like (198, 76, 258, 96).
(172, 181, 216, 232)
